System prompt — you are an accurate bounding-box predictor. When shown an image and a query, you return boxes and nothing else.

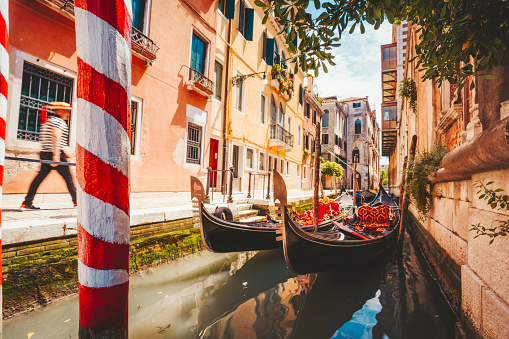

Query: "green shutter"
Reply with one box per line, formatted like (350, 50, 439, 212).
(244, 8, 254, 41)
(299, 84, 303, 105)
(266, 38, 275, 65)
(226, 0, 235, 19)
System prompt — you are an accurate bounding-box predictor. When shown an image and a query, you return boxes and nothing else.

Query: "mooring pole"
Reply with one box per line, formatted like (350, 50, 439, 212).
(75, 1, 132, 337)
(0, 1, 8, 336)
(205, 167, 211, 203)
(313, 122, 321, 232)
(398, 135, 417, 252)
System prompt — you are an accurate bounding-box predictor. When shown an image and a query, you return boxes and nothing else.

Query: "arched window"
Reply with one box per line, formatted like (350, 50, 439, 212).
(355, 119, 361, 134)
(352, 148, 360, 163)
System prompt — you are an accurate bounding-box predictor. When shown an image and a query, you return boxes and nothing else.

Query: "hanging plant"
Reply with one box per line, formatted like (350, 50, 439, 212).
(399, 78, 417, 111)
(272, 63, 294, 99)
(405, 144, 448, 220)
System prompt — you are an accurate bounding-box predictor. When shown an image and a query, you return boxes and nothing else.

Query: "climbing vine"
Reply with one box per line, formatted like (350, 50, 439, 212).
(470, 179, 509, 244)
(405, 145, 448, 220)
(399, 78, 417, 111)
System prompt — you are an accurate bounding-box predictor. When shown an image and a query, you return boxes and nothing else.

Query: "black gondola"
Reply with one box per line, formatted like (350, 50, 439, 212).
(191, 175, 348, 253)
(279, 185, 400, 275)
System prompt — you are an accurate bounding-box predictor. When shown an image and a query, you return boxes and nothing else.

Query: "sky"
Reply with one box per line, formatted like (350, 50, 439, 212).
(313, 22, 393, 124)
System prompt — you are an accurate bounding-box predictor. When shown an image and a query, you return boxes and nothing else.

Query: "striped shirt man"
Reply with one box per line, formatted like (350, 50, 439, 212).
(40, 116, 69, 152)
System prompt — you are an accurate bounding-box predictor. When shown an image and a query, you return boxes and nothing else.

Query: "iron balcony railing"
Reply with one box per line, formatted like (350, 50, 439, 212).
(269, 124, 294, 147)
(188, 68, 214, 95)
(40, 0, 159, 61)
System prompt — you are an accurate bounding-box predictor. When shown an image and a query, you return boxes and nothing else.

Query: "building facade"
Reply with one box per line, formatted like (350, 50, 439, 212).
(211, 0, 306, 195)
(5, 0, 219, 194)
(320, 96, 348, 187)
(340, 97, 380, 190)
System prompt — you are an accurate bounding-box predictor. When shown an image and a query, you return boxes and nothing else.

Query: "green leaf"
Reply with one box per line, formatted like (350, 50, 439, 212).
(349, 23, 356, 34)
(254, 1, 267, 8)
(360, 22, 365, 34)
(478, 74, 495, 80)
(314, 0, 320, 10)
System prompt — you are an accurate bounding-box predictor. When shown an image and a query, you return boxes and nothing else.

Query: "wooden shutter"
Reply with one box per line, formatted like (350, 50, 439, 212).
(244, 8, 254, 41)
(266, 38, 275, 65)
(226, 0, 235, 19)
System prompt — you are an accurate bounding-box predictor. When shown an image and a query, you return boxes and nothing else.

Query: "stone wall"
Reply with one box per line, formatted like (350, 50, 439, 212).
(409, 168, 509, 338)
(2, 217, 197, 318)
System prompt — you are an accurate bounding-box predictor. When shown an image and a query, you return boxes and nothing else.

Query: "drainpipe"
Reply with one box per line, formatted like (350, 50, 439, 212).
(221, 19, 232, 193)
(75, 1, 131, 337)
(0, 3, 8, 336)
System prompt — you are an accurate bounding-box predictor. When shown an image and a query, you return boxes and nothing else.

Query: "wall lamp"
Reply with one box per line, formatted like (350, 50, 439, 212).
(232, 71, 267, 86)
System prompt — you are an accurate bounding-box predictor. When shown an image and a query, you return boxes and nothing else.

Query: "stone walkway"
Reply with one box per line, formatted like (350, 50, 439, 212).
(2, 188, 338, 246)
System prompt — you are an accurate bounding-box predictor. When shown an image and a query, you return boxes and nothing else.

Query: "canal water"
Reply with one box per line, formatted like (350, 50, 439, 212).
(5, 229, 457, 338)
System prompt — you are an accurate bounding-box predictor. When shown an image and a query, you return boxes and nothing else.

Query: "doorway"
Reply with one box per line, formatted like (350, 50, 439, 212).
(208, 139, 219, 187)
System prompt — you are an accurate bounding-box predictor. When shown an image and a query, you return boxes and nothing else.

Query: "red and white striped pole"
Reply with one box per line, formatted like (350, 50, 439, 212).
(0, 1, 8, 336)
(74, 0, 132, 337)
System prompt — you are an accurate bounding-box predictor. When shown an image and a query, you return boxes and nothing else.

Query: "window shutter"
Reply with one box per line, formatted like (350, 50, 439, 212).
(226, 0, 235, 19)
(244, 8, 254, 41)
(266, 38, 275, 65)
(299, 84, 303, 105)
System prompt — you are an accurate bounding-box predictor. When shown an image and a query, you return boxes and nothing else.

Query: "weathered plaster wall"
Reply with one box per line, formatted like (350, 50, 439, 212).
(410, 168, 509, 338)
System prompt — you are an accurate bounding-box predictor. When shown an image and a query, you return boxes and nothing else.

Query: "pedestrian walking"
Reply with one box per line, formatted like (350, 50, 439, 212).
(19, 102, 77, 211)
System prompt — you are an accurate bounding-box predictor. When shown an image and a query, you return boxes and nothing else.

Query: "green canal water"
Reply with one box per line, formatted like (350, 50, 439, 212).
(5, 230, 457, 338)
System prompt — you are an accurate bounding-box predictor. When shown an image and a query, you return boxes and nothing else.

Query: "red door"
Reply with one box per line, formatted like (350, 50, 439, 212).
(209, 139, 219, 187)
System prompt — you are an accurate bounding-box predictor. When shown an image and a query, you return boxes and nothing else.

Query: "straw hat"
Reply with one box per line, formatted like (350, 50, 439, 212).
(47, 102, 72, 110)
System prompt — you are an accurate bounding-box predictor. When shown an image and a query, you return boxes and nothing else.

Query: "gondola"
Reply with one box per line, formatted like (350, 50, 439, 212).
(279, 185, 400, 275)
(191, 175, 347, 253)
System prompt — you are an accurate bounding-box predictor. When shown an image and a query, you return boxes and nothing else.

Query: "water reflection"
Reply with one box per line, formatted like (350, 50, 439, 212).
(4, 231, 456, 338)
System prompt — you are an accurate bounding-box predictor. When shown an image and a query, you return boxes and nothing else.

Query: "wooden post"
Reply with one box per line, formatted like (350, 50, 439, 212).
(205, 167, 211, 203)
(228, 166, 234, 203)
(398, 135, 418, 250)
(0, 1, 8, 335)
(75, 1, 132, 337)
(266, 171, 271, 200)
(247, 172, 252, 198)
(313, 122, 321, 232)
(352, 156, 357, 207)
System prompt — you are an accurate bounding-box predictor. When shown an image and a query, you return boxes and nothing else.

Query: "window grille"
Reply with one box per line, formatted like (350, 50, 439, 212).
(186, 123, 202, 164)
(18, 62, 73, 142)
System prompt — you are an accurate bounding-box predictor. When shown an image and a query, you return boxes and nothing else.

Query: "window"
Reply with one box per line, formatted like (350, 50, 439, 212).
(191, 33, 207, 75)
(355, 119, 361, 134)
(259, 151, 266, 171)
(383, 105, 397, 129)
(132, 0, 147, 32)
(322, 109, 329, 127)
(304, 131, 309, 150)
(237, 1, 254, 41)
(312, 110, 317, 125)
(382, 45, 397, 70)
(235, 72, 244, 111)
(219, 0, 235, 19)
(262, 30, 267, 61)
(299, 84, 304, 105)
(322, 133, 329, 145)
(287, 117, 292, 133)
(268, 155, 273, 171)
(214, 61, 223, 100)
(130, 98, 142, 155)
(246, 148, 254, 169)
(353, 102, 361, 108)
(260, 94, 266, 124)
(280, 159, 284, 173)
(344, 141, 347, 150)
(305, 102, 310, 118)
(303, 166, 306, 178)
(312, 136, 315, 153)
(286, 161, 290, 175)
(186, 122, 202, 164)
(18, 62, 73, 142)
(297, 125, 301, 146)
(352, 149, 360, 163)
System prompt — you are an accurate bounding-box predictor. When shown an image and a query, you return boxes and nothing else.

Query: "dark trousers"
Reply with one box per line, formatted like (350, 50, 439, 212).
(23, 151, 77, 206)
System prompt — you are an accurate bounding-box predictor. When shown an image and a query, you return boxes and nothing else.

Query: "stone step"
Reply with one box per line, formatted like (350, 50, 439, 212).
(241, 215, 267, 223)
(238, 209, 260, 219)
(236, 203, 253, 212)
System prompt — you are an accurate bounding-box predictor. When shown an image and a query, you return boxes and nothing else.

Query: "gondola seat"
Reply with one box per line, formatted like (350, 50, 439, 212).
(356, 205, 392, 235)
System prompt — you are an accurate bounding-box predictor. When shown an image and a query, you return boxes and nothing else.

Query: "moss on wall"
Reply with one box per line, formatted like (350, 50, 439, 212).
(3, 221, 202, 319)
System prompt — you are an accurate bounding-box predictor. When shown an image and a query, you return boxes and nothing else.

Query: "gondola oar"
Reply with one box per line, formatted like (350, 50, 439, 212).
(331, 220, 371, 240)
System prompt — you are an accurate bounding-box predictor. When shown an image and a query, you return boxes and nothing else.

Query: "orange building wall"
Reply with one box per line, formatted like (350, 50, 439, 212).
(5, 0, 218, 194)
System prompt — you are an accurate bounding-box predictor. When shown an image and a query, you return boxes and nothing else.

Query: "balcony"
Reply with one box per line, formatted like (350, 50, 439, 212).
(269, 124, 293, 151)
(186, 68, 214, 100)
(36, 0, 159, 63)
(270, 64, 294, 102)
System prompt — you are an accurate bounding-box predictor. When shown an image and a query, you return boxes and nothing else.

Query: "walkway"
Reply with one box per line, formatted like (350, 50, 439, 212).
(2, 188, 339, 246)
